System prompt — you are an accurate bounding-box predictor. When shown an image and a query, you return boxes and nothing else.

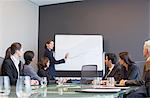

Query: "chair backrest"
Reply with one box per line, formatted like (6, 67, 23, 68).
(0, 57, 4, 75)
(135, 61, 145, 79)
(80, 65, 98, 84)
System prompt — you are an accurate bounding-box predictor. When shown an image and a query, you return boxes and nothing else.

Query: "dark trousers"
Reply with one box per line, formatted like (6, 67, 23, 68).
(126, 86, 149, 98)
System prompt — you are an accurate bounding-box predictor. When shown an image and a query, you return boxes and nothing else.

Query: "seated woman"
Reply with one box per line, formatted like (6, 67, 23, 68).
(119, 51, 140, 85)
(2, 42, 23, 85)
(23, 51, 42, 83)
(38, 57, 56, 84)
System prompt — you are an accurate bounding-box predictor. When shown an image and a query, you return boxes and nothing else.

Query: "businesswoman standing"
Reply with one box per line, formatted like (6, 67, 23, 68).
(119, 52, 140, 85)
(1, 42, 23, 85)
(44, 40, 68, 80)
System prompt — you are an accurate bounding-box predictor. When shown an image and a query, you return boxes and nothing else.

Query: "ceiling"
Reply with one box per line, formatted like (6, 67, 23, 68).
(29, 0, 83, 6)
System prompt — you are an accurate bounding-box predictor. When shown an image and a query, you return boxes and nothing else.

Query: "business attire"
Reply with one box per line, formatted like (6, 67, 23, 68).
(103, 64, 123, 82)
(1, 57, 23, 85)
(22, 64, 42, 82)
(122, 63, 140, 81)
(125, 61, 150, 86)
(143, 62, 150, 80)
(44, 48, 65, 80)
(38, 68, 56, 84)
(126, 70, 150, 98)
(126, 86, 147, 98)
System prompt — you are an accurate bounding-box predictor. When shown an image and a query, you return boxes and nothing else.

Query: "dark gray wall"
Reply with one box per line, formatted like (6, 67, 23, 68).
(39, 0, 149, 63)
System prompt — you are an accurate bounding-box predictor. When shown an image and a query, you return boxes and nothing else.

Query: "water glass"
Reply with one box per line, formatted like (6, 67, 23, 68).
(16, 76, 32, 98)
(40, 87, 47, 97)
(107, 77, 115, 87)
(57, 77, 64, 86)
(93, 77, 98, 85)
(93, 77, 102, 88)
(0, 76, 10, 96)
(40, 77, 47, 87)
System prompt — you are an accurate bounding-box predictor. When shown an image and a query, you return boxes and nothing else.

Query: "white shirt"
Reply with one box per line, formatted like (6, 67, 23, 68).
(109, 64, 114, 71)
(11, 55, 20, 77)
(146, 56, 150, 62)
(107, 64, 115, 76)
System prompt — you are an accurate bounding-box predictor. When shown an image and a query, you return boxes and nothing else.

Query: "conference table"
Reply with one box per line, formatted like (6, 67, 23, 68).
(6, 84, 139, 98)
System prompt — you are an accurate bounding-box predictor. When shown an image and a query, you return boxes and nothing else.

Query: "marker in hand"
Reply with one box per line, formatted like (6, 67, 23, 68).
(64, 53, 69, 60)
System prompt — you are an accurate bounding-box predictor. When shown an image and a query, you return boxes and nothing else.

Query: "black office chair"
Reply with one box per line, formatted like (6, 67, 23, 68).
(80, 65, 98, 84)
(135, 61, 145, 79)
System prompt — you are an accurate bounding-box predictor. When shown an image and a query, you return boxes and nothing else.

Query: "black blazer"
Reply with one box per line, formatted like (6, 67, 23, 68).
(37, 68, 56, 84)
(44, 48, 65, 79)
(1, 58, 22, 85)
(126, 70, 150, 97)
(122, 64, 140, 81)
(125, 65, 150, 86)
(103, 64, 123, 82)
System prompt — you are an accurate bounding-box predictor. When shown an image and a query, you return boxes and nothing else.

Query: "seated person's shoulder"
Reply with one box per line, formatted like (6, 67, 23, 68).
(37, 68, 46, 76)
(38, 68, 45, 72)
(114, 64, 122, 69)
(4, 58, 11, 62)
(23, 64, 33, 71)
(144, 62, 150, 71)
(130, 63, 138, 70)
(2, 58, 12, 65)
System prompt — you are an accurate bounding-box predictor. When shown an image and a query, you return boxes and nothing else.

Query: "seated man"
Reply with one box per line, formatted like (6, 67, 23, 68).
(145, 69, 150, 96)
(125, 40, 150, 98)
(102, 53, 123, 82)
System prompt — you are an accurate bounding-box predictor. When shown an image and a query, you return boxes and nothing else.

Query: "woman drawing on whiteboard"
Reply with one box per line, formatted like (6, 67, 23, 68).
(44, 40, 69, 80)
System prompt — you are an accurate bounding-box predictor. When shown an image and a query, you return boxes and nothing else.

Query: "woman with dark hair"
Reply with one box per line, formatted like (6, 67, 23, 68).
(119, 51, 140, 85)
(44, 40, 68, 80)
(23, 51, 42, 83)
(38, 57, 55, 84)
(1, 42, 23, 85)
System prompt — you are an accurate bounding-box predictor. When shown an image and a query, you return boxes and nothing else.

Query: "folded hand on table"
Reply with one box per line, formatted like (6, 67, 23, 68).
(119, 79, 127, 86)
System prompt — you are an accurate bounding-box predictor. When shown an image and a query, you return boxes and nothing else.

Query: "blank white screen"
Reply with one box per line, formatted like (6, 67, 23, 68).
(55, 35, 103, 71)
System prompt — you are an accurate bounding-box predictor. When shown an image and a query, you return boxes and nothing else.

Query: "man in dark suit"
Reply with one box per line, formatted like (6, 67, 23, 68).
(103, 53, 122, 82)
